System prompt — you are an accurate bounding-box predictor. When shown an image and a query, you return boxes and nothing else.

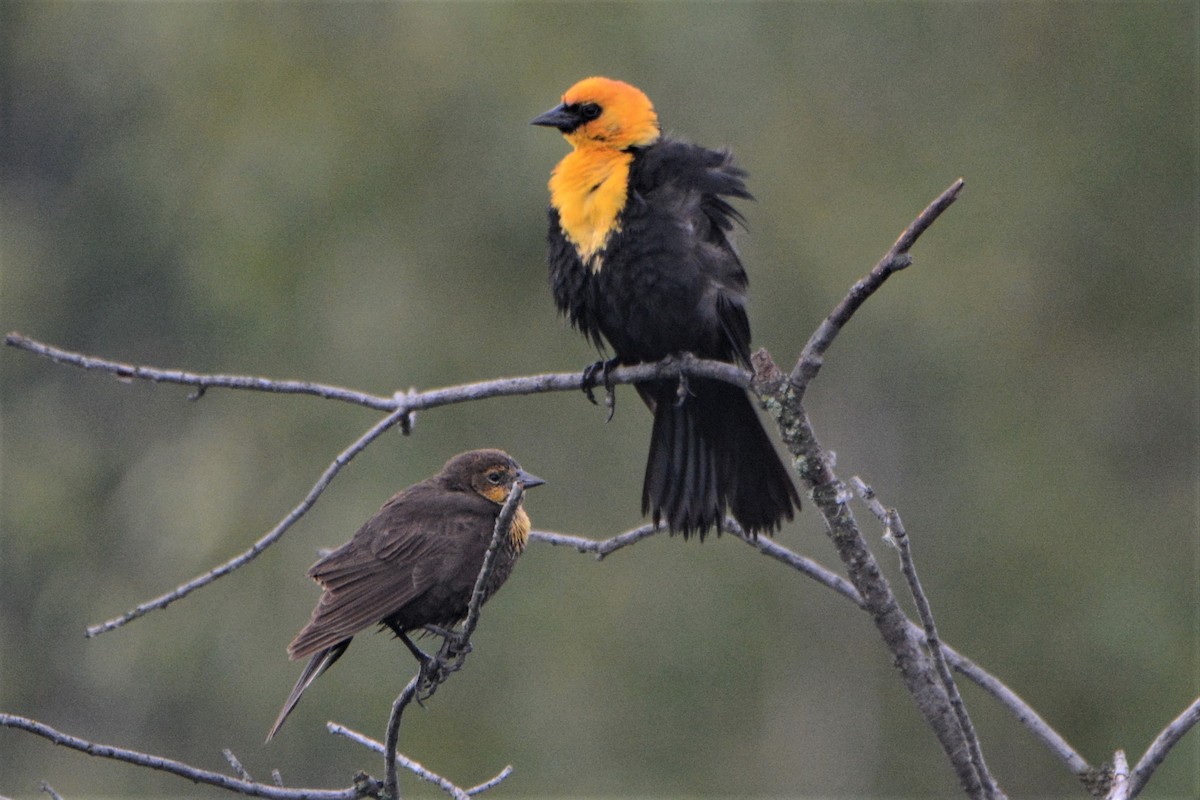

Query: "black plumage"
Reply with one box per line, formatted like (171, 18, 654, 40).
(535, 77, 800, 539)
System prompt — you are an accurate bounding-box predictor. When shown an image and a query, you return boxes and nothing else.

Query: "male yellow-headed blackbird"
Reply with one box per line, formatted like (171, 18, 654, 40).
(266, 449, 544, 741)
(533, 76, 800, 539)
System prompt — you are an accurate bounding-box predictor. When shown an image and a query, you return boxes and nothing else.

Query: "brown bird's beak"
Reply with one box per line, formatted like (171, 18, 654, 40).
(531, 103, 581, 133)
(516, 469, 546, 488)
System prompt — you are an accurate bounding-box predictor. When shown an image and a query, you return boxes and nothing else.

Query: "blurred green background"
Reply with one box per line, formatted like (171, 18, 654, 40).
(1, 3, 1195, 798)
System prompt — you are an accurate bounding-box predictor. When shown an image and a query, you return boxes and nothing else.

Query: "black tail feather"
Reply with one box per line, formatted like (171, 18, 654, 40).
(642, 378, 799, 540)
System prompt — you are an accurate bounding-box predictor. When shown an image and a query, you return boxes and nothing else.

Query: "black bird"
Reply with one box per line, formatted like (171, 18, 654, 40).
(533, 76, 799, 539)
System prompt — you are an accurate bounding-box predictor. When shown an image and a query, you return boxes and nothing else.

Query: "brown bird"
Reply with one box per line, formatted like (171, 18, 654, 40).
(266, 449, 544, 741)
(533, 77, 800, 539)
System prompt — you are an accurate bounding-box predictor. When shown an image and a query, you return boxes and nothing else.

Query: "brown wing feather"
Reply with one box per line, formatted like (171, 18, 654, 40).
(287, 483, 494, 660)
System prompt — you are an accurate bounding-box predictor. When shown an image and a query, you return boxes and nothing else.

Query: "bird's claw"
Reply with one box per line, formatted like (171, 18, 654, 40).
(675, 372, 692, 407)
(582, 358, 619, 420)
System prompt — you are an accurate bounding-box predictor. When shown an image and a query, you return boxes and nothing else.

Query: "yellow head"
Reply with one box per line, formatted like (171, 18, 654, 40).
(532, 76, 660, 151)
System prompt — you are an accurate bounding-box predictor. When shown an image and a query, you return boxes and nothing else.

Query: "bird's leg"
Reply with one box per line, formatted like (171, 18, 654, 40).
(406, 626, 473, 704)
(675, 371, 692, 407)
(582, 357, 620, 420)
(398, 630, 433, 668)
(398, 632, 445, 707)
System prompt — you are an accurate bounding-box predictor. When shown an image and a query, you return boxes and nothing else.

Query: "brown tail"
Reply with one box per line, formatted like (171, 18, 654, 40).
(265, 640, 350, 742)
(642, 378, 799, 540)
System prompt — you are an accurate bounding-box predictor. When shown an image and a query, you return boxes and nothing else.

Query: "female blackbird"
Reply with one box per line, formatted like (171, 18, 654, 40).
(267, 449, 544, 740)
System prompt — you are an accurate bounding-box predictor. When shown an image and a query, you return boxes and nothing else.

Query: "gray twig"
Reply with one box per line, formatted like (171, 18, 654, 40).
(938, 639, 1090, 776)
(223, 748, 254, 782)
(791, 178, 964, 395)
(1107, 750, 1130, 800)
(852, 477, 1002, 799)
(328, 723, 511, 799)
(1128, 697, 1200, 797)
(84, 406, 413, 637)
(534, 520, 1096, 782)
(1, 714, 378, 799)
(528, 522, 664, 558)
(4, 333, 748, 413)
(381, 484, 525, 800)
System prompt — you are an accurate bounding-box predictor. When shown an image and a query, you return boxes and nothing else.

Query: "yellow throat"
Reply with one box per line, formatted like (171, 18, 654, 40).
(549, 148, 633, 272)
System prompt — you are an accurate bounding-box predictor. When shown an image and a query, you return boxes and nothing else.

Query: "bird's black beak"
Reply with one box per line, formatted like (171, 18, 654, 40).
(516, 469, 546, 489)
(531, 103, 581, 133)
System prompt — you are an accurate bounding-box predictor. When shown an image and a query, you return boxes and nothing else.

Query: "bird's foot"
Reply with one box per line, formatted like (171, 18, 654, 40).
(582, 358, 620, 421)
(398, 633, 441, 707)
(414, 636, 471, 703)
(675, 371, 693, 408)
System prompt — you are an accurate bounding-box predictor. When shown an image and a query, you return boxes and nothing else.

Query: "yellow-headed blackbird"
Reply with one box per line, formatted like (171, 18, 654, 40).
(267, 449, 544, 741)
(533, 76, 800, 539)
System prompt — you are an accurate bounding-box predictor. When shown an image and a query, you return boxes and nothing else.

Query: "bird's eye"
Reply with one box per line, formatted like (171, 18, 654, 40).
(486, 471, 505, 485)
(579, 102, 602, 121)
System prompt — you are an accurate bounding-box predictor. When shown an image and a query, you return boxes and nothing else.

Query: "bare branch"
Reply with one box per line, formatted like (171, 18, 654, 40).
(722, 520, 865, 608)
(460, 483, 525, 643)
(751, 351, 985, 796)
(528, 523, 664, 558)
(223, 748, 254, 782)
(0, 714, 379, 799)
(381, 484, 527, 800)
(4, 333, 748, 413)
(381, 669, 423, 799)
(852, 477, 1002, 799)
(938, 639, 1091, 776)
(4, 332, 398, 410)
(1106, 750, 1130, 800)
(1128, 697, 1200, 797)
(5, 333, 746, 640)
(326, 723, 511, 799)
(462, 767, 514, 796)
(790, 178, 964, 394)
(85, 406, 413, 637)
(532, 519, 1098, 782)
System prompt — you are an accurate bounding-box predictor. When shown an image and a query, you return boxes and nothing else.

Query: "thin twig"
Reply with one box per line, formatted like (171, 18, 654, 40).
(752, 353, 985, 797)
(4, 332, 749, 413)
(529, 523, 664, 558)
(791, 178, 964, 394)
(0, 714, 378, 799)
(38, 782, 64, 800)
(1106, 750, 1130, 800)
(939, 638, 1091, 776)
(1128, 697, 1200, 797)
(531, 520, 863, 606)
(852, 477, 1002, 799)
(722, 519, 865, 607)
(328, 723, 511, 799)
(461, 483, 525, 643)
(463, 767, 514, 796)
(381, 484, 526, 800)
(533, 520, 1095, 779)
(85, 406, 413, 637)
(382, 675, 422, 800)
(223, 748, 254, 782)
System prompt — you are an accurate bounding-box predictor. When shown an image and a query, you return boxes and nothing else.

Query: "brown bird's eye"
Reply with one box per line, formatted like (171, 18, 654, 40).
(486, 471, 505, 485)
(579, 102, 601, 121)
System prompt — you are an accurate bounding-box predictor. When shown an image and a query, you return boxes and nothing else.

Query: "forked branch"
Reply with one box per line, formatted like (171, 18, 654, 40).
(381, 483, 526, 800)
(6, 178, 1193, 798)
